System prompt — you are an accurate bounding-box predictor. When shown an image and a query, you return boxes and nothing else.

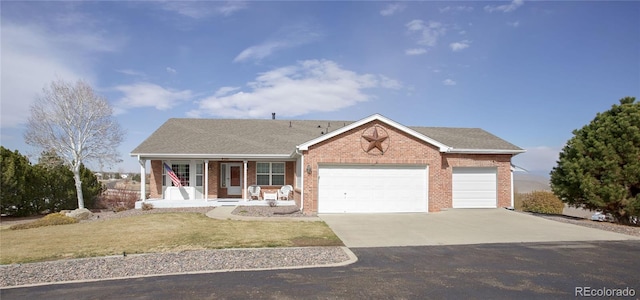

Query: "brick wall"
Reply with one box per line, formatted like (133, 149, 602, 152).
(207, 161, 218, 199)
(301, 120, 514, 214)
(149, 160, 163, 199)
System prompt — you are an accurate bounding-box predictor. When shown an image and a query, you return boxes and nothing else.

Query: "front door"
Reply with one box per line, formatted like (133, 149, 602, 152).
(226, 164, 242, 196)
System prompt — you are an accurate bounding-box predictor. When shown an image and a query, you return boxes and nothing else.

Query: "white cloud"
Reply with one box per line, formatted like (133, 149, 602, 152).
(405, 48, 427, 55)
(234, 41, 285, 62)
(116, 69, 146, 77)
(188, 60, 402, 118)
(512, 146, 561, 173)
(234, 24, 323, 63)
(114, 83, 193, 112)
(378, 75, 403, 89)
(214, 86, 241, 97)
(1, 23, 122, 128)
(380, 3, 406, 16)
(443, 79, 457, 86)
(485, 0, 524, 13)
(450, 40, 471, 51)
(507, 21, 520, 27)
(217, 1, 248, 16)
(405, 19, 425, 31)
(166, 67, 177, 74)
(160, 1, 247, 19)
(439, 6, 474, 13)
(406, 20, 446, 47)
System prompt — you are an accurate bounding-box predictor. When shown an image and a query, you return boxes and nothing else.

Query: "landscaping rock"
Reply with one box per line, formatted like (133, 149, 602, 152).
(232, 206, 309, 217)
(66, 208, 93, 220)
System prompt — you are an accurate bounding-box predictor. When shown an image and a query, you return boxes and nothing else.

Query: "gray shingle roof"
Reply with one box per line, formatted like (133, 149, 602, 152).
(130, 118, 523, 156)
(131, 119, 353, 155)
(409, 127, 523, 151)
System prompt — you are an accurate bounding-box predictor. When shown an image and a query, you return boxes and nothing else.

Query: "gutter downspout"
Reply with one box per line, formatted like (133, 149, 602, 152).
(510, 168, 514, 208)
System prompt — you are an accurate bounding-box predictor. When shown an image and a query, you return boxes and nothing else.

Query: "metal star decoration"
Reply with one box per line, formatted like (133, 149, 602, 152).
(362, 127, 388, 153)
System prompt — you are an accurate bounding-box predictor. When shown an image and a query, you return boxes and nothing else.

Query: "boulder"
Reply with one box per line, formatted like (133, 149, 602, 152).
(65, 208, 93, 220)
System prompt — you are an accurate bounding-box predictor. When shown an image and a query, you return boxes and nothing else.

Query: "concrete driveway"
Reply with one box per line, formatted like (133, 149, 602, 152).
(319, 208, 639, 247)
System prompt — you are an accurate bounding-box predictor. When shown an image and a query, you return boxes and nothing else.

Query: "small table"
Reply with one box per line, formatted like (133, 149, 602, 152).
(263, 192, 277, 201)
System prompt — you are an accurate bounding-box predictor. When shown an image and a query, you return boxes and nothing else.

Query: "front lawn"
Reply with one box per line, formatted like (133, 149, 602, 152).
(0, 212, 343, 264)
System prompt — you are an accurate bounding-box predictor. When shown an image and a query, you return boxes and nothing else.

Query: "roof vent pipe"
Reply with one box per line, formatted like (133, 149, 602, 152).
(272, 112, 276, 120)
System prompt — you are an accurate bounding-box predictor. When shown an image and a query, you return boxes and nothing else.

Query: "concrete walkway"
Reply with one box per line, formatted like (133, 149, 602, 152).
(319, 209, 640, 248)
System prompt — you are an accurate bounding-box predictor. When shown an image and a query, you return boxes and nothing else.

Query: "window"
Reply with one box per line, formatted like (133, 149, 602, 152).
(163, 161, 190, 186)
(257, 162, 285, 186)
(196, 163, 203, 187)
(220, 163, 227, 187)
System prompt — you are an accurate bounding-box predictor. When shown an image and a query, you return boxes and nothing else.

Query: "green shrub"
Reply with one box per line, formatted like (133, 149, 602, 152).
(520, 191, 565, 215)
(10, 212, 79, 230)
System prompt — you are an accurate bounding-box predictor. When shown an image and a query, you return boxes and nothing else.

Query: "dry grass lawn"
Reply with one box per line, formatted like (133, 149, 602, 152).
(0, 213, 343, 264)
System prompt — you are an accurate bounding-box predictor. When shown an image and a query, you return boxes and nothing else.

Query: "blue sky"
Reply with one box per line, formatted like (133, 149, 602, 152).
(1, 1, 639, 176)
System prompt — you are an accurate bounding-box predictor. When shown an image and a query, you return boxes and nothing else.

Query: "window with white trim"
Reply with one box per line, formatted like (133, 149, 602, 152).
(196, 163, 203, 187)
(162, 161, 190, 187)
(220, 163, 227, 187)
(256, 162, 285, 186)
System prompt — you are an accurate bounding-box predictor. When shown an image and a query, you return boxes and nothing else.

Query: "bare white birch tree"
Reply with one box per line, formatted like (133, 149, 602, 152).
(25, 79, 124, 209)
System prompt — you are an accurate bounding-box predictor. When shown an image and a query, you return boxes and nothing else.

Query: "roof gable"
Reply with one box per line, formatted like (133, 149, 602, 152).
(297, 114, 450, 151)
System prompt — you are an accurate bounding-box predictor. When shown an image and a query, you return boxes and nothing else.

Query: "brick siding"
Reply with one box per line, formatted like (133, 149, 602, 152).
(301, 120, 513, 214)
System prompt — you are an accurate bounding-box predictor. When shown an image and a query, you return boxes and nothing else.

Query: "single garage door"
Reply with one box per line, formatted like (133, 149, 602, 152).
(318, 165, 428, 213)
(452, 167, 497, 208)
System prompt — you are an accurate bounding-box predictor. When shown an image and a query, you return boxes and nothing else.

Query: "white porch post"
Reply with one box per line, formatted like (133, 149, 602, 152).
(300, 154, 304, 212)
(138, 157, 146, 202)
(204, 160, 209, 201)
(243, 160, 248, 200)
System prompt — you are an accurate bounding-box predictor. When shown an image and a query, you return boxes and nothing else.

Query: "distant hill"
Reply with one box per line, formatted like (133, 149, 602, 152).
(514, 173, 550, 193)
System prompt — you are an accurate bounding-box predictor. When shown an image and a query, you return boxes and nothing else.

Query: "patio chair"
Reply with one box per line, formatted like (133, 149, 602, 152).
(248, 185, 261, 200)
(277, 185, 294, 200)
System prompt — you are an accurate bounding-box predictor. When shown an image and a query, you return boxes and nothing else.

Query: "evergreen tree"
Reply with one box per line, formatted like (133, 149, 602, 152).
(36, 151, 76, 212)
(80, 164, 104, 209)
(0, 147, 35, 216)
(0, 147, 104, 216)
(551, 97, 640, 224)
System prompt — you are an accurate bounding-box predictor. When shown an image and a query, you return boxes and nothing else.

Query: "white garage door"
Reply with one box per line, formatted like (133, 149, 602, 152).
(452, 167, 497, 208)
(318, 165, 428, 213)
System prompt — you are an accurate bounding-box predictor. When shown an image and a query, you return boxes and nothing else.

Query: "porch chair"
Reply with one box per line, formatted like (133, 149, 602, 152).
(248, 185, 261, 200)
(277, 185, 294, 200)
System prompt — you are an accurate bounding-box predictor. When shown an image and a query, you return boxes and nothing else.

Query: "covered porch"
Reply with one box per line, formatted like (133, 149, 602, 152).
(133, 156, 302, 209)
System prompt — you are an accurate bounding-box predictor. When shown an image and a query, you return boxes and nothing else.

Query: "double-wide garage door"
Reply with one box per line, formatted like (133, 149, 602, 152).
(318, 165, 428, 213)
(452, 167, 497, 208)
